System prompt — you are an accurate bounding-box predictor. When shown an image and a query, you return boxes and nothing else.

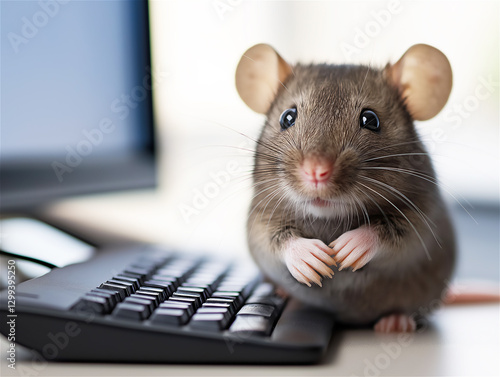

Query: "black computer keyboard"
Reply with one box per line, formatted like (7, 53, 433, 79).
(0, 244, 335, 364)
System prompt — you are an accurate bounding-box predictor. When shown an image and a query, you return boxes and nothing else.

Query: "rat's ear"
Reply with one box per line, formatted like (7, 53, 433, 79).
(386, 44, 452, 121)
(235, 44, 292, 114)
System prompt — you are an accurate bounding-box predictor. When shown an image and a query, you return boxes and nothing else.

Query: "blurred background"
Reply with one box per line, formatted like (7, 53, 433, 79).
(2, 0, 499, 282)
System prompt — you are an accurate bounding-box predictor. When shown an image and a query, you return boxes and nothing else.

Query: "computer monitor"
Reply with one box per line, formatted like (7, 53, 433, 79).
(1, 0, 156, 212)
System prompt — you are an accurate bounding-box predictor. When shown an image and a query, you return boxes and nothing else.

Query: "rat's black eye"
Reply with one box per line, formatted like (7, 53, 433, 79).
(279, 108, 297, 131)
(360, 109, 380, 132)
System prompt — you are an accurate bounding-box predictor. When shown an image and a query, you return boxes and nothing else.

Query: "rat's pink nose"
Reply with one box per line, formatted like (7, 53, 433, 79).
(301, 156, 333, 185)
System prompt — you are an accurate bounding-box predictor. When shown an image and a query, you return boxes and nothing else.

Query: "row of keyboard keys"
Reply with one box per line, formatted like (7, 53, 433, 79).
(71, 256, 289, 338)
(72, 255, 196, 316)
(187, 267, 258, 331)
(114, 260, 231, 324)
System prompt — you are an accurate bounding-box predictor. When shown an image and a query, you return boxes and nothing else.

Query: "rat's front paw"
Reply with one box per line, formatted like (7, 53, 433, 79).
(283, 238, 336, 287)
(329, 226, 378, 271)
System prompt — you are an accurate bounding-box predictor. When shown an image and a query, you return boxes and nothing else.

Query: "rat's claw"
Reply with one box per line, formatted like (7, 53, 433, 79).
(312, 247, 337, 268)
(302, 251, 335, 278)
(283, 238, 335, 287)
(293, 262, 323, 287)
(314, 240, 337, 257)
(330, 226, 378, 271)
(290, 267, 312, 287)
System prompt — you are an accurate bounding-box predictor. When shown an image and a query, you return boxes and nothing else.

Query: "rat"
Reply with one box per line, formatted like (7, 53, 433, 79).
(235, 43, 459, 332)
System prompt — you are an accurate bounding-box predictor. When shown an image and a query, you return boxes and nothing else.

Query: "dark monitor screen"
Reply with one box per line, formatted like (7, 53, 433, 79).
(1, 0, 156, 212)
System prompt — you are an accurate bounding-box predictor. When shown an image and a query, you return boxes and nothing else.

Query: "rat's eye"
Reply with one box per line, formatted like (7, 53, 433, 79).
(279, 108, 297, 131)
(360, 109, 380, 132)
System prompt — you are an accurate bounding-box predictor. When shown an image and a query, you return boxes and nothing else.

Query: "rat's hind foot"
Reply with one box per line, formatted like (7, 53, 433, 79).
(329, 226, 378, 271)
(283, 238, 336, 287)
(374, 314, 416, 333)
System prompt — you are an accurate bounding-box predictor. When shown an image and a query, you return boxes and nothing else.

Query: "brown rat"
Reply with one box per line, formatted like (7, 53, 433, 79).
(235, 44, 458, 332)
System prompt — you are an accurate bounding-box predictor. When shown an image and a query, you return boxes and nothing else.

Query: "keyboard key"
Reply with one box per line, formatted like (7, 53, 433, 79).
(122, 267, 150, 283)
(128, 295, 157, 312)
(221, 275, 258, 297)
(196, 307, 231, 321)
(188, 267, 226, 283)
(129, 262, 157, 271)
(246, 293, 286, 308)
(86, 291, 116, 308)
(143, 280, 175, 296)
(113, 275, 140, 290)
(167, 297, 198, 312)
(157, 266, 191, 279)
(238, 304, 276, 319)
(172, 292, 203, 308)
(228, 315, 275, 336)
(106, 279, 136, 295)
(217, 284, 245, 292)
(177, 286, 209, 301)
(159, 301, 195, 317)
(205, 298, 237, 314)
(90, 288, 121, 306)
(113, 302, 150, 320)
(151, 275, 180, 289)
(190, 313, 230, 331)
(138, 287, 167, 302)
(150, 308, 190, 326)
(72, 295, 111, 315)
(99, 283, 129, 300)
(250, 282, 274, 297)
(202, 301, 231, 308)
(211, 291, 243, 306)
(181, 282, 214, 296)
(133, 291, 162, 306)
(245, 283, 287, 309)
(126, 266, 154, 275)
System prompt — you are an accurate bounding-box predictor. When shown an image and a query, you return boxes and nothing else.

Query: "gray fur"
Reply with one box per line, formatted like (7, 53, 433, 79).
(247, 63, 456, 325)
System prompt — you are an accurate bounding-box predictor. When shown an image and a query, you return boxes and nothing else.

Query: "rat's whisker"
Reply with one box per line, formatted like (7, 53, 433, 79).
(360, 175, 435, 226)
(361, 166, 477, 223)
(367, 139, 425, 154)
(363, 152, 432, 162)
(249, 185, 283, 232)
(268, 187, 293, 228)
(358, 182, 431, 260)
(360, 188, 391, 226)
(360, 176, 442, 248)
(353, 196, 371, 227)
(258, 183, 287, 224)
